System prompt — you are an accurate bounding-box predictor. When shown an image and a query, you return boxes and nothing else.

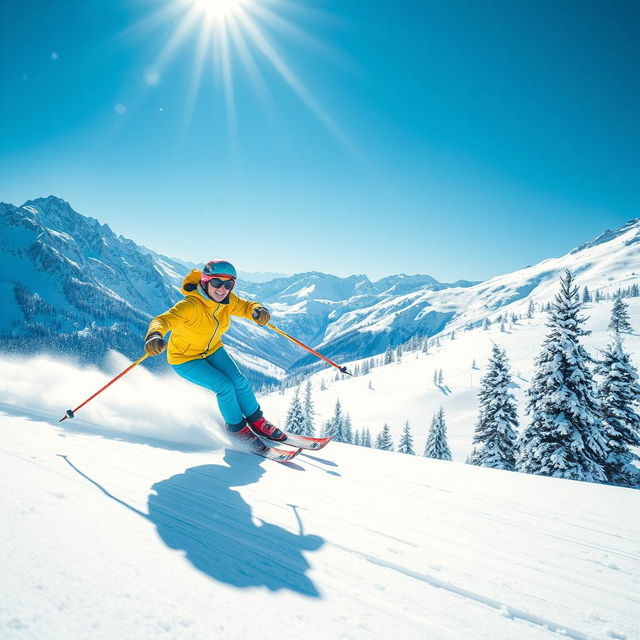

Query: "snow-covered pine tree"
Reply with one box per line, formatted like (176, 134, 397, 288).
(609, 294, 633, 334)
(424, 408, 452, 460)
(527, 299, 535, 318)
(516, 269, 607, 482)
(433, 370, 438, 385)
(362, 428, 372, 447)
(323, 398, 344, 439)
(397, 421, 415, 455)
(302, 380, 316, 436)
(377, 424, 394, 451)
(582, 286, 591, 303)
(353, 429, 361, 446)
(482, 318, 489, 330)
(320, 378, 327, 391)
(284, 387, 306, 434)
(596, 336, 640, 487)
(437, 369, 444, 385)
(341, 414, 353, 443)
(467, 344, 518, 470)
(384, 345, 394, 365)
(595, 290, 601, 303)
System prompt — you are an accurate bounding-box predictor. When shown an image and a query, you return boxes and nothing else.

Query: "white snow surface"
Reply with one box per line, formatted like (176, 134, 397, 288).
(1, 404, 639, 639)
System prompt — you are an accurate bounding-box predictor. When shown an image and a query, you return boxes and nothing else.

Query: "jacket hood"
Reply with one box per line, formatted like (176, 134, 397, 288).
(181, 269, 202, 295)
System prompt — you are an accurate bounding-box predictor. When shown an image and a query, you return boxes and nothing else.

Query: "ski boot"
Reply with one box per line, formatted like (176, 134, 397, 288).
(228, 425, 267, 453)
(248, 416, 287, 442)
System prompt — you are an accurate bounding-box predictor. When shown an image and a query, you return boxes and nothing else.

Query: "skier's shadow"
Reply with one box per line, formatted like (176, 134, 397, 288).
(147, 450, 324, 597)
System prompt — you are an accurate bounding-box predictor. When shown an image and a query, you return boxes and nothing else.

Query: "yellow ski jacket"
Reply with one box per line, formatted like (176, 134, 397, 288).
(146, 269, 263, 365)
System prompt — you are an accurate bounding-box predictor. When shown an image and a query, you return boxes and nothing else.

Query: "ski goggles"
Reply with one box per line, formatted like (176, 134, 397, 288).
(202, 276, 235, 290)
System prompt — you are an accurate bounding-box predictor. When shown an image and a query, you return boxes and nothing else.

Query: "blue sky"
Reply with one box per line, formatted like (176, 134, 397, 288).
(1, 0, 638, 282)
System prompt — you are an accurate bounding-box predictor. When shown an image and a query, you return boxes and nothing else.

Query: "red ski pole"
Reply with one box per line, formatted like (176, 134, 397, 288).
(266, 323, 352, 375)
(59, 353, 150, 422)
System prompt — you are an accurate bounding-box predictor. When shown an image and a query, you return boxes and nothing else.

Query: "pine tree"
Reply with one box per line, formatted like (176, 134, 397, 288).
(353, 429, 361, 446)
(467, 345, 518, 470)
(383, 345, 394, 365)
(284, 388, 306, 434)
(302, 380, 316, 436)
(320, 378, 327, 391)
(323, 398, 344, 439)
(342, 414, 353, 443)
(376, 424, 394, 451)
(433, 370, 438, 385)
(362, 428, 372, 447)
(527, 299, 535, 318)
(424, 408, 452, 460)
(595, 290, 601, 303)
(517, 270, 607, 482)
(482, 318, 490, 331)
(609, 295, 633, 334)
(596, 337, 640, 487)
(582, 286, 591, 303)
(397, 421, 415, 455)
(437, 369, 444, 385)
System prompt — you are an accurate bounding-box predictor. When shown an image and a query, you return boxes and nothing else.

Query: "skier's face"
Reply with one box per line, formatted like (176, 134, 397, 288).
(207, 278, 234, 302)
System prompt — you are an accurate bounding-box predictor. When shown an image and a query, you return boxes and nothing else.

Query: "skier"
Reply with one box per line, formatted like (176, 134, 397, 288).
(143, 260, 286, 451)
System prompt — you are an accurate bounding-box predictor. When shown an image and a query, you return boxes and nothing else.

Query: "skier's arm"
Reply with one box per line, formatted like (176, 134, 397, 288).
(231, 294, 268, 324)
(146, 298, 195, 340)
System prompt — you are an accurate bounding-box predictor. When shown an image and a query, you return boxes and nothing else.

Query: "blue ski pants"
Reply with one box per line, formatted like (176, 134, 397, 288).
(171, 347, 261, 428)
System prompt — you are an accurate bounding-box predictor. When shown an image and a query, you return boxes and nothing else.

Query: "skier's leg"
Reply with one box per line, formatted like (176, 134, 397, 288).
(171, 358, 245, 428)
(207, 347, 287, 442)
(206, 347, 262, 421)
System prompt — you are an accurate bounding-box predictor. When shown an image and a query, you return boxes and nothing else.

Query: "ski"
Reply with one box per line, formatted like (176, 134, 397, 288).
(252, 430, 333, 451)
(281, 433, 333, 450)
(251, 442, 302, 463)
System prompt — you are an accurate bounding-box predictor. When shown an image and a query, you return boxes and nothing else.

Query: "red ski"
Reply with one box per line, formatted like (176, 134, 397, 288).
(243, 441, 302, 463)
(256, 445, 302, 463)
(274, 433, 333, 451)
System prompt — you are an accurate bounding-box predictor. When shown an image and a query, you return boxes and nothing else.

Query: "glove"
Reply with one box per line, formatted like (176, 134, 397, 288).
(144, 332, 166, 356)
(252, 306, 270, 326)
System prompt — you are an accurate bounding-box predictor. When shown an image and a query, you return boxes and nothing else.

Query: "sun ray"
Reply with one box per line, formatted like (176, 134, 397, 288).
(124, 0, 358, 158)
(234, 8, 357, 155)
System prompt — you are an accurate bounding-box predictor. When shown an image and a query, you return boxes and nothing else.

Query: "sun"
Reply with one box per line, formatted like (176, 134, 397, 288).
(184, 0, 246, 22)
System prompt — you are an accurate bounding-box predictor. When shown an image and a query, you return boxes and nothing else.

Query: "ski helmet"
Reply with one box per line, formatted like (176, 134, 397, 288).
(201, 260, 237, 287)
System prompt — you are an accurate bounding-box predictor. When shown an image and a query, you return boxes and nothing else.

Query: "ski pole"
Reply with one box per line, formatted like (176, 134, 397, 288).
(59, 353, 150, 422)
(265, 323, 352, 376)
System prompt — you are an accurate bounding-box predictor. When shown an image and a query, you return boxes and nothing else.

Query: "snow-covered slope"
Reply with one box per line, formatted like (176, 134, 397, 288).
(1, 402, 639, 640)
(260, 297, 640, 459)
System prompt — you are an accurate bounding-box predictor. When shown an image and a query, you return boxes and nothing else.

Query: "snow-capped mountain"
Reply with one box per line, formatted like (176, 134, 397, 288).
(0, 196, 469, 378)
(1, 195, 639, 386)
(281, 217, 640, 371)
